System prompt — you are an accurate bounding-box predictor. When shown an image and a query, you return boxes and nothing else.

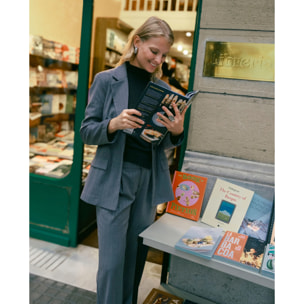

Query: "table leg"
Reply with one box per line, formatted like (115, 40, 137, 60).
(133, 236, 146, 304)
(161, 252, 170, 284)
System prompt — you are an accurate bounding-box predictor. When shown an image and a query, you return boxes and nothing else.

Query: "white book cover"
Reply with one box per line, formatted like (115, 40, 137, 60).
(201, 178, 254, 232)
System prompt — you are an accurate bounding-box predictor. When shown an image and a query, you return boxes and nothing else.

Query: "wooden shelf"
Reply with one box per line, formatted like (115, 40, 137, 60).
(30, 86, 77, 95)
(92, 17, 133, 80)
(30, 54, 78, 71)
(106, 46, 122, 55)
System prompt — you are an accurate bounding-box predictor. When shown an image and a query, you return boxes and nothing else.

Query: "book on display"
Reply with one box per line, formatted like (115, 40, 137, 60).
(201, 178, 254, 232)
(166, 171, 208, 221)
(175, 225, 223, 260)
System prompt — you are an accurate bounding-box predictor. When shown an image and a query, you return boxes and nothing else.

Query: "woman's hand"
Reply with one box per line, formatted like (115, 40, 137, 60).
(108, 109, 144, 134)
(156, 102, 188, 136)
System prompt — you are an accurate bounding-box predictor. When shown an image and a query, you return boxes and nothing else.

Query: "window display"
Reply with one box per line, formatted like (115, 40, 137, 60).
(29, 36, 80, 178)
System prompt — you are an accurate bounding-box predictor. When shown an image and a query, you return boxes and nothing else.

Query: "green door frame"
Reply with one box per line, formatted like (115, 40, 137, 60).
(178, 0, 203, 170)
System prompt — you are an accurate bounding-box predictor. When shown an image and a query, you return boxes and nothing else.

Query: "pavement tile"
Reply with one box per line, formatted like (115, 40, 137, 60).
(30, 274, 96, 304)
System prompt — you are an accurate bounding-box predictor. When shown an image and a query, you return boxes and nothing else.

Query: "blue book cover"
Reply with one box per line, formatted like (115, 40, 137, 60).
(175, 226, 223, 260)
(238, 193, 274, 242)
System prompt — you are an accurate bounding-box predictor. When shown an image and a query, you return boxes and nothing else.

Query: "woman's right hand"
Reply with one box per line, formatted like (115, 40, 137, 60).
(107, 109, 144, 134)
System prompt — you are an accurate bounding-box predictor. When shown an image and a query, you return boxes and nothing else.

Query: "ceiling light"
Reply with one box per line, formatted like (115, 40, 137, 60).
(186, 32, 192, 37)
(177, 45, 183, 51)
(183, 49, 189, 55)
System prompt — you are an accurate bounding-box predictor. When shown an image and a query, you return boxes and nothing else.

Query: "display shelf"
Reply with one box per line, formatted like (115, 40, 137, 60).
(30, 54, 78, 71)
(106, 46, 122, 55)
(30, 87, 77, 95)
(29, 41, 79, 178)
(139, 213, 274, 289)
(91, 17, 132, 80)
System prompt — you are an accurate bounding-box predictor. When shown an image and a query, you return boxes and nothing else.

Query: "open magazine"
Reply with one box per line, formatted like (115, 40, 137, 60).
(123, 81, 199, 144)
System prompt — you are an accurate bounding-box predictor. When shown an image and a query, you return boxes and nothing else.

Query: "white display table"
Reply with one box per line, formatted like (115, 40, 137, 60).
(133, 213, 274, 303)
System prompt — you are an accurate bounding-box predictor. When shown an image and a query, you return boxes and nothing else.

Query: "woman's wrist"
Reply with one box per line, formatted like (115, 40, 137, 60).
(108, 118, 118, 134)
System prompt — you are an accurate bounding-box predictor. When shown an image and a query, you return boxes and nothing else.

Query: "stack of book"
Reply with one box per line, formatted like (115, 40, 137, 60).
(29, 34, 80, 64)
(29, 129, 97, 181)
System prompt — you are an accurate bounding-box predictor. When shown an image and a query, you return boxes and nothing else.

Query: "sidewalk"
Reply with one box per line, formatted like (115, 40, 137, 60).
(29, 238, 164, 303)
(30, 274, 96, 304)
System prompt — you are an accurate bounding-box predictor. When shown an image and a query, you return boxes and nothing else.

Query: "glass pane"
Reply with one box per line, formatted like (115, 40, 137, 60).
(29, 0, 82, 178)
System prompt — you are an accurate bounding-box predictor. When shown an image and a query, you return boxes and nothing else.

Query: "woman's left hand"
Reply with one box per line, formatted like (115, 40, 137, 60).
(156, 102, 188, 136)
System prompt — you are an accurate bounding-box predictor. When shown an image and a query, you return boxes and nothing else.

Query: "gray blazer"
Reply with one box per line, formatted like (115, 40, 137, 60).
(80, 63, 183, 211)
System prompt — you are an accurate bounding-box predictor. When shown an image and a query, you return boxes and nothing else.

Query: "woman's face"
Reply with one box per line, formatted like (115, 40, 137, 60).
(131, 35, 171, 73)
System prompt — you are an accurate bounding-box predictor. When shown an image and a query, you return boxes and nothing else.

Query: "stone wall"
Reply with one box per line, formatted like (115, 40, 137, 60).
(186, 0, 275, 163)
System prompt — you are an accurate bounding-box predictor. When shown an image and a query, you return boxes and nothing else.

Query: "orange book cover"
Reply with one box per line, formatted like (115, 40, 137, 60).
(214, 231, 248, 262)
(166, 171, 208, 221)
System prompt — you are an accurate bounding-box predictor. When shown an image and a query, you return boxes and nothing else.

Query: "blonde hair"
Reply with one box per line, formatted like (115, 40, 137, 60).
(116, 16, 174, 80)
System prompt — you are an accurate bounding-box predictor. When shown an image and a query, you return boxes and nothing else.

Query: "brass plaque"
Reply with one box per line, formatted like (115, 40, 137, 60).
(203, 42, 274, 82)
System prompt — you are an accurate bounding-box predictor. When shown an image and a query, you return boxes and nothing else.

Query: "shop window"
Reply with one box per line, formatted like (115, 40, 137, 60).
(29, 1, 82, 179)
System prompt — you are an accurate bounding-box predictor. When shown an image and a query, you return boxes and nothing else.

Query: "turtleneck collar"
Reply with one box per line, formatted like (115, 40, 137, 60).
(126, 61, 152, 80)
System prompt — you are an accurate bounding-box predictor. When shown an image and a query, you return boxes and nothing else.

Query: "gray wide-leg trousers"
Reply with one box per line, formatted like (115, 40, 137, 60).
(96, 162, 156, 304)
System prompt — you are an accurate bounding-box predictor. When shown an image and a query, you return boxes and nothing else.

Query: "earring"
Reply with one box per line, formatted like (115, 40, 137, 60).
(134, 46, 138, 55)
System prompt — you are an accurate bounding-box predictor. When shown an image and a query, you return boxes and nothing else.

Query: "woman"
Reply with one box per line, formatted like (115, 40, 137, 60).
(80, 17, 187, 304)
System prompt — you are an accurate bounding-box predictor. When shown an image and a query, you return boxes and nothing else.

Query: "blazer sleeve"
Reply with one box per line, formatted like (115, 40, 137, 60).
(80, 72, 117, 146)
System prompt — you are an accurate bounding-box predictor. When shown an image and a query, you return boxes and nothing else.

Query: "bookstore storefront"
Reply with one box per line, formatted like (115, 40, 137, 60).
(29, 0, 195, 247)
(30, 0, 275, 303)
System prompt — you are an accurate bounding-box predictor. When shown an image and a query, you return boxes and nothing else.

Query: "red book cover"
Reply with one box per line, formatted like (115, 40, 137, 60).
(214, 231, 265, 272)
(166, 171, 208, 221)
(214, 231, 248, 262)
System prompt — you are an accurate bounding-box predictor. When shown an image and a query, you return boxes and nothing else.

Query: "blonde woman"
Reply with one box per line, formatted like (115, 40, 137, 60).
(80, 17, 187, 304)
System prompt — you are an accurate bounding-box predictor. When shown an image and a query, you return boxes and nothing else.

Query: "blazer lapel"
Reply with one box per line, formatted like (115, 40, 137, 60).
(111, 64, 128, 115)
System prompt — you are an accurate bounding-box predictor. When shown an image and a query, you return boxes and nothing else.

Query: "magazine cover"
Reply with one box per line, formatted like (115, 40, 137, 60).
(175, 225, 223, 260)
(166, 171, 208, 221)
(123, 81, 198, 144)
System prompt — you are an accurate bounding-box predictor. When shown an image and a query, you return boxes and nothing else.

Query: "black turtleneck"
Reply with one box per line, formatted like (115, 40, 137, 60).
(123, 62, 153, 168)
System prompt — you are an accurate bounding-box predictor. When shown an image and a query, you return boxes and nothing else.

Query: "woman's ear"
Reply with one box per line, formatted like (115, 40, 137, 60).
(133, 35, 141, 48)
